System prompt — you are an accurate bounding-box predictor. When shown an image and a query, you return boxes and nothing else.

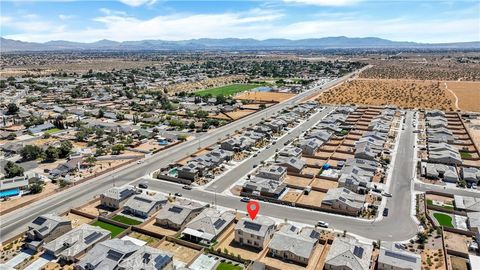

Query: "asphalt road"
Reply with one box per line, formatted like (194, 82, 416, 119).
(0, 69, 363, 241)
(415, 182, 480, 198)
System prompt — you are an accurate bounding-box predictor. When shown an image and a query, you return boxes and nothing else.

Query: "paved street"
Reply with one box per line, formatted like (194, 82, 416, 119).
(0, 68, 364, 241)
(415, 182, 480, 198)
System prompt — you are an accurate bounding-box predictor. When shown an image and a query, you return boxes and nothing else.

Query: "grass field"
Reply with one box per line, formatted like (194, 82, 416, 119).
(112, 215, 143, 225)
(433, 213, 454, 228)
(92, 220, 125, 237)
(195, 84, 260, 97)
(44, 128, 61, 135)
(216, 262, 243, 270)
(460, 151, 473, 159)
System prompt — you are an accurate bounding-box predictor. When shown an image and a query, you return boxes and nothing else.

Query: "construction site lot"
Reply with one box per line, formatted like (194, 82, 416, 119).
(317, 79, 456, 111)
(235, 91, 296, 103)
(156, 240, 202, 264)
(444, 81, 480, 112)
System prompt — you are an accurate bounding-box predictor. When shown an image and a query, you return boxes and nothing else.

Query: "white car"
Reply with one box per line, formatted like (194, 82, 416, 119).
(317, 221, 329, 228)
(382, 192, 392, 197)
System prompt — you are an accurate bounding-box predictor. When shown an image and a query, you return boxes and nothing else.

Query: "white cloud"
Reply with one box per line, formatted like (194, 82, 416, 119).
(3, 9, 478, 43)
(284, 0, 362, 6)
(118, 0, 157, 7)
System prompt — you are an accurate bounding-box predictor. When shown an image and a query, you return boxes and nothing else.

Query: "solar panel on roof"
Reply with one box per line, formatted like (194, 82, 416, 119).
(134, 197, 153, 203)
(32, 217, 46, 225)
(384, 250, 418, 263)
(84, 232, 102, 244)
(353, 246, 364, 258)
(244, 221, 262, 231)
(168, 206, 183, 213)
(106, 250, 124, 261)
(309, 230, 320, 239)
(213, 219, 226, 229)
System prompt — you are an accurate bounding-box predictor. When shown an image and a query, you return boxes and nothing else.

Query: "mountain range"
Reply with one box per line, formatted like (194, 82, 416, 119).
(1, 36, 479, 52)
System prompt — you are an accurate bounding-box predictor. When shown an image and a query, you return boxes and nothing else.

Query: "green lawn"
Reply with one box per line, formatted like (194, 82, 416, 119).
(433, 213, 454, 228)
(92, 220, 125, 237)
(44, 128, 61, 135)
(194, 84, 261, 97)
(460, 151, 473, 159)
(427, 199, 454, 210)
(112, 215, 142, 225)
(216, 262, 243, 270)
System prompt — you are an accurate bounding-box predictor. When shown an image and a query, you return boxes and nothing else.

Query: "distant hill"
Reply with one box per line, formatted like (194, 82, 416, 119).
(1, 36, 479, 52)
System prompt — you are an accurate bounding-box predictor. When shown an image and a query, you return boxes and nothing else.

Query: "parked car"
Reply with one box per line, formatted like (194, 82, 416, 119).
(253, 164, 258, 168)
(253, 153, 258, 157)
(240, 197, 251, 202)
(182, 185, 192, 190)
(383, 208, 389, 217)
(174, 193, 182, 197)
(137, 160, 144, 164)
(382, 192, 392, 197)
(138, 182, 148, 189)
(316, 221, 329, 228)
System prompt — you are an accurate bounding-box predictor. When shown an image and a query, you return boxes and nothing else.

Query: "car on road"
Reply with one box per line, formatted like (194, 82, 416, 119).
(174, 193, 182, 197)
(383, 208, 389, 217)
(240, 197, 251, 202)
(316, 221, 329, 228)
(253, 153, 258, 157)
(138, 182, 148, 189)
(382, 192, 392, 197)
(272, 141, 276, 145)
(182, 185, 192, 190)
(137, 160, 144, 164)
(253, 164, 258, 168)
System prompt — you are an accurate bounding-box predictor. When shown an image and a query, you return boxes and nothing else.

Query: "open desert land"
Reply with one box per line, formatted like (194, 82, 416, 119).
(444, 81, 480, 112)
(317, 78, 456, 111)
(235, 91, 296, 103)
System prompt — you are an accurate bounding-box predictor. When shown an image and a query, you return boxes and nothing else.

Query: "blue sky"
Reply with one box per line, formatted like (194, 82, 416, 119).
(1, 0, 479, 43)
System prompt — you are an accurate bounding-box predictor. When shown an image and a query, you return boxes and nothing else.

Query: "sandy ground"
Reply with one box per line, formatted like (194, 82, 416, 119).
(444, 81, 480, 112)
(465, 119, 480, 152)
(78, 200, 112, 217)
(302, 157, 326, 166)
(156, 241, 200, 263)
(128, 232, 163, 247)
(225, 109, 257, 120)
(318, 79, 456, 111)
(141, 218, 178, 236)
(421, 249, 446, 270)
(284, 175, 313, 187)
(282, 190, 302, 203)
(62, 212, 93, 228)
(303, 167, 321, 176)
(235, 92, 296, 103)
(0, 182, 58, 215)
(443, 231, 470, 254)
(311, 179, 339, 190)
(297, 190, 327, 207)
(425, 194, 454, 204)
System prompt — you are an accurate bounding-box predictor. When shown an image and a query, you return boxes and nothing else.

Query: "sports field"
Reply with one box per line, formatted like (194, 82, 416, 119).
(194, 84, 260, 97)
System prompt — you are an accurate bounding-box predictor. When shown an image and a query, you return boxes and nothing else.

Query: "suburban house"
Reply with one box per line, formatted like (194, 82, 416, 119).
(181, 208, 235, 245)
(28, 122, 55, 134)
(123, 192, 167, 218)
(242, 177, 287, 198)
(322, 188, 365, 215)
(454, 195, 480, 212)
(377, 245, 421, 270)
(422, 163, 459, 183)
(155, 200, 205, 230)
(299, 138, 323, 155)
(268, 224, 318, 266)
(43, 224, 111, 262)
(221, 136, 255, 152)
(279, 146, 303, 158)
(76, 239, 140, 270)
(461, 167, 480, 184)
(338, 167, 371, 194)
(428, 143, 462, 165)
(25, 214, 72, 250)
(235, 216, 276, 249)
(117, 245, 174, 270)
(100, 185, 136, 209)
(257, 165, 287, 181)
(324, 237, 373, 270)
(276, 156, 306, 173)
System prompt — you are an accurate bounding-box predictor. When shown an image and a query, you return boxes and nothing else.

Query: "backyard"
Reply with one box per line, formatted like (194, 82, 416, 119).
(433, 213, 454, 228)
(91, 220, 125, 237)
(194, 84, 261, 97)
(216, 262, 243, 270)
(111, 215, 143, 226)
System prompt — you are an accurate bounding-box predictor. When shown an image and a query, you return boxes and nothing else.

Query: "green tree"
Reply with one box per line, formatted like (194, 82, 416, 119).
(111, 144, 125, 155)
(58, 141, 73, 158)
(7, 103, 19, 115)
(4, 161, 24, 178)
(84, 155, 97, 165)
(20, 145, 43, 161)
(44, 146, 60, 162)
(29, 182, 44, 194)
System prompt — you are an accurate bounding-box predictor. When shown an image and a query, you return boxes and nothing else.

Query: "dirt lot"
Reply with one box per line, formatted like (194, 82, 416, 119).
(128, 231, 163, 247)
(318, 79, 456, 111)
(443, 231, 470, 254)
(311, 178, 339, 190)
(77, 200, 112, 217)
(284, 175, 313, 187)
(297, 190, 327, 207)
(141, 218, 178, 236)
(445, 81, 480, 112)
(235, 92, 296, 103)
(282, 189, 302, 203)
(156, 240, 200, 263)
(225, 109, 258, 120)
(63, 212, 93, 228)
(302, 157, 326, 166)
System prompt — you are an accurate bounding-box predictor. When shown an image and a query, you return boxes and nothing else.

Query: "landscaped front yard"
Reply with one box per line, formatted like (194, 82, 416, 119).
(433, 213, 454, 228)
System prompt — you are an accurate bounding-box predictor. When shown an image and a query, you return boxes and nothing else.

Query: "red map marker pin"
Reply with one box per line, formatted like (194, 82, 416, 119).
(247, 201, 259, 220)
